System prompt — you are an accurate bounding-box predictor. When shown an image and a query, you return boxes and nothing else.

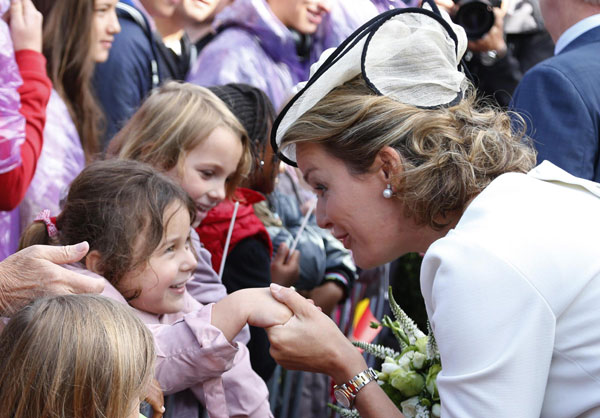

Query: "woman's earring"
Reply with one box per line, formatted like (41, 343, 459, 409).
(383, 184, 393, 199)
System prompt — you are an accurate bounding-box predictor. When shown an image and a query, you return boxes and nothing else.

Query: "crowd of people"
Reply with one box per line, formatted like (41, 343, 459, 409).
(1, 0, 600, 417)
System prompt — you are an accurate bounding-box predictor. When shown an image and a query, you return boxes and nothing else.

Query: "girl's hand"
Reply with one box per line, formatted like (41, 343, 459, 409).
(266, 284, 364, 383)
(270, 243, 300, 288)
(9, 0, 43, 52)
(211, 287, 292, 342)
(245, 287, 293, 328)
(144, 379, 165, 418)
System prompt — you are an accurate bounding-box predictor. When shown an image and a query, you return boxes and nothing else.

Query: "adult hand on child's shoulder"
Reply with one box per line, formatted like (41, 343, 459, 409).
(0, 243, 105, 315)
(9, 0, 43, 53)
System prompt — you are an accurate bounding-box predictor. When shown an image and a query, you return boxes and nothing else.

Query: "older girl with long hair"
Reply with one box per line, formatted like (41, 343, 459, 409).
(0, 294, 155, 418)
(15, 0, 120, 235)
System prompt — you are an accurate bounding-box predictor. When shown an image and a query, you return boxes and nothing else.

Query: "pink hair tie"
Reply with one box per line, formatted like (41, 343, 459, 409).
(34, 209, 58, 238)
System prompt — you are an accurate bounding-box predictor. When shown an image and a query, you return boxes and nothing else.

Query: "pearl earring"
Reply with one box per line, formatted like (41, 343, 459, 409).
(383, 184, 393, 199)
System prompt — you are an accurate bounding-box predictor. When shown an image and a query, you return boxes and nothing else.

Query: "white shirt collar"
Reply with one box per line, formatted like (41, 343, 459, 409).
(554, 14, 600, 55)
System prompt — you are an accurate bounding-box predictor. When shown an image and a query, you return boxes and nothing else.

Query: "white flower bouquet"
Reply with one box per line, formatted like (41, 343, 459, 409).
(330, 287, 441, 418)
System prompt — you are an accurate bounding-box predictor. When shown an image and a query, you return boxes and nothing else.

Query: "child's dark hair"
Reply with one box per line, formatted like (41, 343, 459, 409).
(19, 159, 196, 286)
(208, 83, 278, 194)
(208, 83, 276, 170)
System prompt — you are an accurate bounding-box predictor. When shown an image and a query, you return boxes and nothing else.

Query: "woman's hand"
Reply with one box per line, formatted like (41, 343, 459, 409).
(266, 283, 366, 383)
(0, 243, 105, 315)
(8, 0, 43, 52)
(211, 287, 293, 341)
(270, 243, 300, 288)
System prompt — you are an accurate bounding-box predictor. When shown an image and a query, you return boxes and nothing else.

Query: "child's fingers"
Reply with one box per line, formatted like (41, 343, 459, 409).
(145, 379, 165, 418)
(272, 242, 289, 264)
(21, 0, 42, 25)
(9, 0, 22, 25)
(287, 248, 300, 266)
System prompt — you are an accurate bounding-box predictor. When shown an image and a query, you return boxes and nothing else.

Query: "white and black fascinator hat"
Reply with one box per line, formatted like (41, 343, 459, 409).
(271, 0, 469, 166)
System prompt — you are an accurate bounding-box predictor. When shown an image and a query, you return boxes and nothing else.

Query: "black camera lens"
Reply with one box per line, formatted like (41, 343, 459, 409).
(453, 0, 495, 40)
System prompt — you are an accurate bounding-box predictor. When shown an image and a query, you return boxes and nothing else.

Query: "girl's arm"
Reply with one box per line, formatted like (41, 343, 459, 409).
(0, 50, 52, 210)
(186, 229, 228, 304)
(0, 0, 51, 211)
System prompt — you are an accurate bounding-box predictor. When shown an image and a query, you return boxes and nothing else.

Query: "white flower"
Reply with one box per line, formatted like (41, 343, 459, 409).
(416, 404, 431, 418)
(400, 396, 420, 418)
(411, 351, 427, 369)
(381, 361, 403, 376)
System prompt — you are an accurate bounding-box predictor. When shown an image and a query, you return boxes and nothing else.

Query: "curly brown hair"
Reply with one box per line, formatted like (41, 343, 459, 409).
(280, 76, 536, 229)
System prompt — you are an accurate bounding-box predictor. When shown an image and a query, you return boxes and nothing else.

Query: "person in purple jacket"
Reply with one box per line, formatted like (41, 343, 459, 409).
(186, 0, 378, 110)
(1, 0, 121, 260)
(371, 0, 416, 13)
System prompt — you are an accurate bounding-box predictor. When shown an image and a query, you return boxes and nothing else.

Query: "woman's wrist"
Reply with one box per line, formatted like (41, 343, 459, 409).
(330, 339, 369, 384)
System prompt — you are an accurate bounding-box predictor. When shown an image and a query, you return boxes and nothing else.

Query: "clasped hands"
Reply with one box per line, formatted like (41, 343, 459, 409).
(249, 283, 365, 383)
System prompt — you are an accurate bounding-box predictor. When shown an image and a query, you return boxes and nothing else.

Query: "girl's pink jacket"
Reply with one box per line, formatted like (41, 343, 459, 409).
(76, 229, 272, 418)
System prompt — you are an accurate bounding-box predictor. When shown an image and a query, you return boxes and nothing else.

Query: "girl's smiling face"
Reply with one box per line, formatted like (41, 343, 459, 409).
(119, 202, 197, 315)
(169, 126, 243, 227)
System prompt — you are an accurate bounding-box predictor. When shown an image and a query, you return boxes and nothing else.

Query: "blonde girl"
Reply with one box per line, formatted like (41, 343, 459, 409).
(0, 294, 154, 418)
(108, 81, 251, 227)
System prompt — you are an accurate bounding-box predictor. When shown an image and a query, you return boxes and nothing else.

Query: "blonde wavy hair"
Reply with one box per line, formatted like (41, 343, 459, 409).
(108, 81, 252, 198)
(280, 76, 536, 229)
(0, 294, 155, 418)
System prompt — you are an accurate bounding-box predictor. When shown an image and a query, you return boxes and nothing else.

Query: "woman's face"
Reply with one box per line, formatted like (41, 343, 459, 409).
(296, 142, 425, 269)
(169, 126, 243, 227)
(267, 0, 331, 35)
(91, 0, 121, 63)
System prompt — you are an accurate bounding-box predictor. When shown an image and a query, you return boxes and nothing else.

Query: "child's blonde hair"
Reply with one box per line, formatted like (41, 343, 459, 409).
(0, 294, 155, 418)
(109, 81, 252, 198)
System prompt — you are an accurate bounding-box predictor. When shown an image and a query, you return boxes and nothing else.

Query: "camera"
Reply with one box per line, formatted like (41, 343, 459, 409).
(452, 0, 502, 40)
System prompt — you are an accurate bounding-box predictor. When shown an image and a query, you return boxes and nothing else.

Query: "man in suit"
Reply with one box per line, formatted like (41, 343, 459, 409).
(510, 0, 600, 181)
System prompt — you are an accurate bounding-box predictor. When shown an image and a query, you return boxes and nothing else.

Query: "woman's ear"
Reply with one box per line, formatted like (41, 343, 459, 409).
(376, 146, 403, 182)
(85, 250, 103, 274)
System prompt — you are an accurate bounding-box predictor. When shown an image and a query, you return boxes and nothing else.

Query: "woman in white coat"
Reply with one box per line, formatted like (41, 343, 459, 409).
(264, 3, 600, 417)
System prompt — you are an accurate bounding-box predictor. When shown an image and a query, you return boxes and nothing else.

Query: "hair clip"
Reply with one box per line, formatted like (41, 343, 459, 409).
(34, 209, 58, 238)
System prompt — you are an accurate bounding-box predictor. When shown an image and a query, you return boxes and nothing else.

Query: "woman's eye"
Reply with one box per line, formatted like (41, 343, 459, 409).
(165, 245, 176, 253)
(313, 184, 327, 196)
(198, 170, 214, 179)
